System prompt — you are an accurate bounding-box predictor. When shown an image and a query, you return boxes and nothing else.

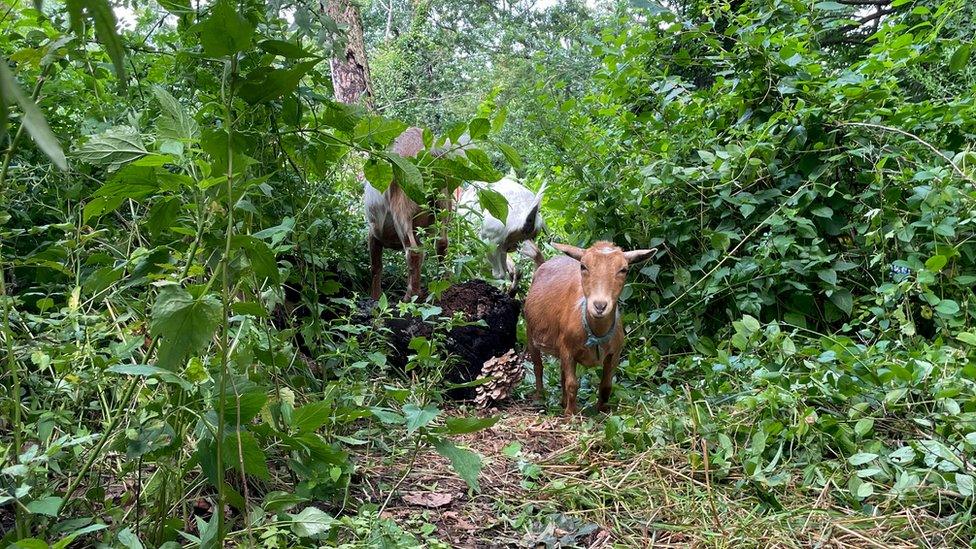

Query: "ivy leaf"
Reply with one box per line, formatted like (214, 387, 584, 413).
(431, 437, 482, 491)
(478, 187, 509, 223)
(0, 58, 67, 170)
(196, 0, 255, 58)
(150, 285, 222, 370)
(404, 403, 439, 434)
(75, 126, 148, 170)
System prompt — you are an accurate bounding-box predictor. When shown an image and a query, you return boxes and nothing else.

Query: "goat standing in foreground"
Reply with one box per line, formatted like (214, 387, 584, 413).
(364, 127, 454, 300)
(457, 176, 546, 295)
(524, 241, 657, 415)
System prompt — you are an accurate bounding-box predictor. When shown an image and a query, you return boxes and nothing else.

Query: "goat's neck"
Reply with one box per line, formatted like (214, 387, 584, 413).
(584, 304, 616, 338)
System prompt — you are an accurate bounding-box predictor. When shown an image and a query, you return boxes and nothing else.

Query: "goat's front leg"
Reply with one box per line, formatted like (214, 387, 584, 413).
(405, 245, 424, 299)
(369, 236, 383, 300)
(528, 339, 544, 401)
(597, 352, 619, 413)
(560, 354, 579, 416)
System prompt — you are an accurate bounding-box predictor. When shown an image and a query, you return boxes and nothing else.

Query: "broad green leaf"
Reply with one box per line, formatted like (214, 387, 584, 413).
(431, 437, 482, 491)
(0, 59, 67, 170)
(231, 234, 279, 283)
(956, 473, 974, 497)
(196, 0, 255, 57)
(950, 44, 971, 72)
(75, 126, 147, 170)
(153, 86, 198, 142)
(51, 524, 108, 549)
(26, 496, 62, 516)
(924, 255, 947, 272)
(830, 289, 853, 316)
(259, 39, 316, 59)
(150, 285, 221, 370)
(817, 269, 837, 285)
(404, 403, 439, 434)
(363, 156, 394, 193)
(468, 117, 490, 139)
(848, 452, 878, 466)
(385, 152, 425, 204)
(956, 331, 976, 345)
(444, 416, 499, 435)
(854, 418, 873, 438)
(86, 0, 126, 81)
(219, 382, 268, 425)
(117, 527, 143, 549)
(354, 116, 408, 148)
(222, 431, 269, 480)
(291, 401, 332, 433)
(107, 364, 170, 377)
(935, 299, 959, 316)
(478, 187, 509, 223)
(239, 60, 320, 104)
(288, 506, 334, 538)
(741, 314, 761, 334)
(498, 142, 523, 170)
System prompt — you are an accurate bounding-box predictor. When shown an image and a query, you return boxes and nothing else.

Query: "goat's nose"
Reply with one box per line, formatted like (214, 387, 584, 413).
(593, 300, 608, 314)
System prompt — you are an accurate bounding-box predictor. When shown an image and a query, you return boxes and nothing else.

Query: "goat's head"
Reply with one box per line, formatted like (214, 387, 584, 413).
(553, 241, 657, 319)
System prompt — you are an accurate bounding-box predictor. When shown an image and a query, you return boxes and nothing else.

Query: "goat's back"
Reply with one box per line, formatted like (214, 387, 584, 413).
(524, 256, 585, 351)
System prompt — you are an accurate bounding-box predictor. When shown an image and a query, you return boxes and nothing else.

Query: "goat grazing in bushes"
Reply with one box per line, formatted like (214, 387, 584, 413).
(457, 176, 546, 295)
(524, 241, 657, 415)
(364, 127, 456, 300)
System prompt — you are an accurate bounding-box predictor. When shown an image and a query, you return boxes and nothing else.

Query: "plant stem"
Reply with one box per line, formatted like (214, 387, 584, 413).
(215, 52, 239, 543)
(1, 246, 26, 539)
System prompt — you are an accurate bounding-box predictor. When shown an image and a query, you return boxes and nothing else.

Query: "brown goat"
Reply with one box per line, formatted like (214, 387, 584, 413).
(524, 241, 657, 415)
(364, 127, 453, 299)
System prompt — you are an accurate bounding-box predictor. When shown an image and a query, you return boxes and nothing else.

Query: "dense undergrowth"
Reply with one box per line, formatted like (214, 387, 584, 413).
(2, 0, 976, 547)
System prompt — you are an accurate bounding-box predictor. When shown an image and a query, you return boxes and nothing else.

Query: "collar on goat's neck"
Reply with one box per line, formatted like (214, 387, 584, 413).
(581, 297, 617, 360)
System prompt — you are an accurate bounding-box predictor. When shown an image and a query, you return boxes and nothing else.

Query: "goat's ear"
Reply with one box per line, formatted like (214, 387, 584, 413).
(624, 248, 658, 264)
(553, 243, 585, 260)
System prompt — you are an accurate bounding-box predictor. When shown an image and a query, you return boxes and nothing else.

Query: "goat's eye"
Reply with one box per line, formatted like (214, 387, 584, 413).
(619, 268, 628, 275)
(580, 264, 588, 272)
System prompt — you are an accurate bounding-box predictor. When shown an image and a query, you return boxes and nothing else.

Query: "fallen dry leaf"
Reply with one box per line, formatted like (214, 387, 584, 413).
(402, 491, 454, 508)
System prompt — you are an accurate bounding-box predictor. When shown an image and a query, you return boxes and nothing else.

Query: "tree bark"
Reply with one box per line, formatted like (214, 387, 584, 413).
(322, 0, 375, 109)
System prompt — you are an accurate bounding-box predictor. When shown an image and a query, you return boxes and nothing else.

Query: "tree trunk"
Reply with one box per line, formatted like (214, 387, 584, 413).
(322, 0, 375, 108)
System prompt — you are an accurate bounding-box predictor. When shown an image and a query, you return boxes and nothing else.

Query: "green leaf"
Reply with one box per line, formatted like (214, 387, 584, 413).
(75, 126, 147, 170)
(363, 156, 394, 193)
(26, 496, 62, 516)
(259, 39, 315, 59)
(51, 524, 108, 549)
(222, 431, 269, 480)
(817, 269, 837, 285)
(231, 235, 279, 283)
(848, 452, 878, 466)
(924, 254, 948, 272)
(288, 506, 334, 538)
(956, 331, 976, 346)
(444, 416, 499, 435)
(830, 289, 853, 315)
(196, 0, 255, 57)
(153, 86, 198, 142)
(741, 314, 761, 334)
(956, 473, 974, 497)
(431, 437, 482, 491)
(403, 403, 439, 434)
(239, 60, 320, 104)
(935, 299, 959, 316)
(354, 116, 409, 148)
(219, 383, 268, 425)
(291, 401, 332, 433)
(498, 142, 523, 171)
(150, 285, 221, 370)
(384, 152, 425, 204)
(854, 418, 874, 438)
(0, 59, 67, 170)
(468, 117, 490, 139)
(86, 0, 126, 81)
(478, 187, 509, 223)
(107, 364, 170, 377)
(949, 44, 971, 72)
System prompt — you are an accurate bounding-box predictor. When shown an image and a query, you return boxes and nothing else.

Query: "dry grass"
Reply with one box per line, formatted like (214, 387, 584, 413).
(350, 400, 964, 548)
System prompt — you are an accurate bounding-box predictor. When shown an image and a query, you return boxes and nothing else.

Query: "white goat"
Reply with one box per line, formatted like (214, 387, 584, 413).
(457, 176, 546, 294)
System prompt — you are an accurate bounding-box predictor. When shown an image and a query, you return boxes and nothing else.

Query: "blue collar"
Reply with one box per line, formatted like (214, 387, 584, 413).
(581, 297, 617, 349)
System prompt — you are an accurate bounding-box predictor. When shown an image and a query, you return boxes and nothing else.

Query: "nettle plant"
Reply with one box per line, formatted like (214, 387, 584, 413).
(2, 1, 517, 546)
